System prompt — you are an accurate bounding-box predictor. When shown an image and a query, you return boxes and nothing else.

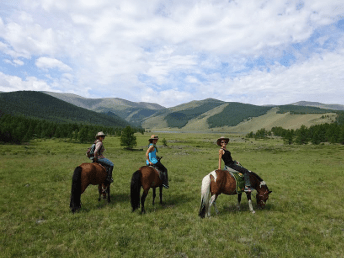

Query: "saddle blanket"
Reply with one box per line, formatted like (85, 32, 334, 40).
(149, 165, 162, 178)
(225, 169, 245, 194)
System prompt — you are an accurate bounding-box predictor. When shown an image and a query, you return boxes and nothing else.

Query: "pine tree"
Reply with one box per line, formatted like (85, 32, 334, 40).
(120, 126, 137, 149)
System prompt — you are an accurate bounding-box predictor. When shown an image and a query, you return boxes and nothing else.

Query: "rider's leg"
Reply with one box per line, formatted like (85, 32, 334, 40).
(228, 163, 251, 192)
(98, 158, 114, 184)
(155, 161, 169, 189)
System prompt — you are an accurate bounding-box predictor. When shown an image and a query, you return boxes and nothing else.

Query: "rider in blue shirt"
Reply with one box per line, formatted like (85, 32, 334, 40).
(146, 135, 169, 189)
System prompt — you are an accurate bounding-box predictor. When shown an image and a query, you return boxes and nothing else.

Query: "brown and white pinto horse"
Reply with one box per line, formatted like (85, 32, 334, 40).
(130, 166, 164, 214)
(199, 169, 271, 218)
(70, 163, 111, 213)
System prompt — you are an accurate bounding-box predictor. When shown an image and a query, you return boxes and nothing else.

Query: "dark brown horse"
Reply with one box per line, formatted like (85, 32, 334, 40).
(130, 166, 164, 213)
(199, 169, 272, 218)
(70, 163, 110, 213)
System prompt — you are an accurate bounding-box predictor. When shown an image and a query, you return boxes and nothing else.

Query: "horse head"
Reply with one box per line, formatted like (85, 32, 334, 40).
(256, 182, 272, 208)
(250, 172, 272, 209)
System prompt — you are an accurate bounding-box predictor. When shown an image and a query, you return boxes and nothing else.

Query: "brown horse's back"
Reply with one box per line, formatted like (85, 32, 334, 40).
(139, 166, 162, 190)
(79, 163, 107, 193)
(210, 170, 237, 195)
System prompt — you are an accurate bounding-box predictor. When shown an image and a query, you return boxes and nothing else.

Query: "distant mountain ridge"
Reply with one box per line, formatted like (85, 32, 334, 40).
(43, 91, 165, 126)
(0, 91, 130, 127)
(1, 91, 341, 133)
(292, 101, 344, 111)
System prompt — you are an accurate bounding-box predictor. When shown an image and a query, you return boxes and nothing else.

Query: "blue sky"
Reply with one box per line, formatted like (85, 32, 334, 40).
(0, 0, 343, 107)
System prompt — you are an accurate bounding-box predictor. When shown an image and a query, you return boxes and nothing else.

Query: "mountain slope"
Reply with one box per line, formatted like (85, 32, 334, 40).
(43, 91, 165, 126)
(0, 91, 130, 127)
(142, 99, 339, 132)
(142, 98, 225, 129)
(293, 101, 344, 111)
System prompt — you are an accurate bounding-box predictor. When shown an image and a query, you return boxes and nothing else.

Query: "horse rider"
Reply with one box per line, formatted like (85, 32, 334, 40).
(146, 135, 169, 189)
(93, 131, 114, 184)
(217, 136, 252, 192)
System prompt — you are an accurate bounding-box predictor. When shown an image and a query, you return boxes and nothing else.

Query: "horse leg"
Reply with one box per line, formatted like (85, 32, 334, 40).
(213, 199, 219, 215)
(208, 194, 217, 217)
(237, 193, 242, 210)
(159, 186, 163, 205)
(107, 184, 111, 203)
(246, 192, 255, 214)
(98, 184, 102, 202)
(152, 187, 156, 206)
(141, 189, 149, 214)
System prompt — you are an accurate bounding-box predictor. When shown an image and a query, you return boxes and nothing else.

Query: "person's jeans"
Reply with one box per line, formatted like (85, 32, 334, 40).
(97, 158, 114, 167)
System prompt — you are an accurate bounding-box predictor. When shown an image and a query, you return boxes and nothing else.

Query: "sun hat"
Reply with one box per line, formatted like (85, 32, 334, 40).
(217, 136, 229, 146)
(95, 131, 106, 139)
(149, 135, 159, 142)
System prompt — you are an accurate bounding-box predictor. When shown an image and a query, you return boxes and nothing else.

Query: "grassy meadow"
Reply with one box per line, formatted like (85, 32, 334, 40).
(1, 133, 343, 257)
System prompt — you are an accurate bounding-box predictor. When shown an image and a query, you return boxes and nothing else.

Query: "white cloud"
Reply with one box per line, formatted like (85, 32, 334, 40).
(35, 57, 72, 71)
(0, 0, 343, 107)
(0, 72, 52, 92)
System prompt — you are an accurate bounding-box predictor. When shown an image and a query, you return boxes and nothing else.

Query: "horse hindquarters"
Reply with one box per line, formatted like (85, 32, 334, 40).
(199, 174, 212, 218)
(130, 170, 141, 212)
(70, 166, 82, 213)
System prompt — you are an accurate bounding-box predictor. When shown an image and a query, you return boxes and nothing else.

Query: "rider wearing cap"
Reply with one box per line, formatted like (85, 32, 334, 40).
(146, 135, 169, 189)
(93, 131, 114, 184)
(217, 136, 252, 192)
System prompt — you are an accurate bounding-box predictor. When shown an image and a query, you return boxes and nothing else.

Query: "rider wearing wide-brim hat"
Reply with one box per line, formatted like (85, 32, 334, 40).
(146, 135, 169, 189)
(217, 136, 252, 192)
(93, 131, 114, 184)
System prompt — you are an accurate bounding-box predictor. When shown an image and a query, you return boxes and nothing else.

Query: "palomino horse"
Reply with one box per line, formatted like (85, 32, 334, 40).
(199, 169, 271, 218)
(130, 166, 164, 213)
(70, 163, 110, 213)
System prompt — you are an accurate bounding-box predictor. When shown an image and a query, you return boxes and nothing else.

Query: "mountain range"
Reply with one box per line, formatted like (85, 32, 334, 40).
(1, 91, 342, 133)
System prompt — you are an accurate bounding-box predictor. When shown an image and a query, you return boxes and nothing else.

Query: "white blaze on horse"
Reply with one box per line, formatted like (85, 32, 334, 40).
(199, 169, 272, 218)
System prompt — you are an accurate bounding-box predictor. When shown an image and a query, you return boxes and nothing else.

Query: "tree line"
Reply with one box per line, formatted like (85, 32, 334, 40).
(0, 113, 144, 144)
(246, 123, 344, 145)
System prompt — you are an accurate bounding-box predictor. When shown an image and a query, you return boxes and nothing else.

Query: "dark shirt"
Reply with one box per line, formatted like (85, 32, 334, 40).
(221, 148, 234, 166)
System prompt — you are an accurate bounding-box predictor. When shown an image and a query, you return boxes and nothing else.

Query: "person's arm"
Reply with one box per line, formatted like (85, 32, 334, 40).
(94, 142, 102, 159)
(218, 149, 223, 170)
(146, 145, 154, 165)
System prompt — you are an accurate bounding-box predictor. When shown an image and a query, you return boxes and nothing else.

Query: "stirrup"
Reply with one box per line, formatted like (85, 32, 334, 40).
(162, 184, 169, 189)
(105, 178, 113, 184)
(244, 186, 252, 192)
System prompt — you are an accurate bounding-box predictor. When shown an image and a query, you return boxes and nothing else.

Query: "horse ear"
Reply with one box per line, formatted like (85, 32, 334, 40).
(268, 190, 272, 194)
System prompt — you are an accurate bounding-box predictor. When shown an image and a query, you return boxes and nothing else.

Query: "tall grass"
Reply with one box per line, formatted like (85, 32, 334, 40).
(1, 134, 343, 257)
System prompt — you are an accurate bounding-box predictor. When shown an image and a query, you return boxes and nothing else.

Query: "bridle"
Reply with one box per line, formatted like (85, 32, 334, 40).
(257, 189, 269, 206)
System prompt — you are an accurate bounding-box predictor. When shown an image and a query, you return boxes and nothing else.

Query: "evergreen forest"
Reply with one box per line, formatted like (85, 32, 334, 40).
(0, 113, 143, 144)
(246, 116, 344, 145)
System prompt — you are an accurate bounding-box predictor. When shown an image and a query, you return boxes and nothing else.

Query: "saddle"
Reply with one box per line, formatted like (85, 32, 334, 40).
(93, 161, 107, 172)
(224, 164, 245, 194)
(148, 165, 163, 179)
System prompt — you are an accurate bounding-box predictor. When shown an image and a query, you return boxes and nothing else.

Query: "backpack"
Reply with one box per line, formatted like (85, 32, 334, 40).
(86, 143, 96, 159)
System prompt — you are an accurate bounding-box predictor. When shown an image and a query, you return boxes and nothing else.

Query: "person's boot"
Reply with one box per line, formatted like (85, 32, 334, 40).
(162, 170, 169, 189)
(244, 173, 251, 192)
(105, 166, 114, 184)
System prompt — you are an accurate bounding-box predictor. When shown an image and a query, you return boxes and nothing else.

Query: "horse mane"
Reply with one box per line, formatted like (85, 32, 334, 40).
(250, 171, 263, 182)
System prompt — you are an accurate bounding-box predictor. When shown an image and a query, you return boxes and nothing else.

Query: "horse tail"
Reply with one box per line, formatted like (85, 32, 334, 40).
(70, 166, 82, 213)
(199, 173, 212, 218)
(130, 170, 141, 212)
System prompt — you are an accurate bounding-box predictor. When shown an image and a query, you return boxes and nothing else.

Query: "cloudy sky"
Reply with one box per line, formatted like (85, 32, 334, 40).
(0, 0, 343, 107)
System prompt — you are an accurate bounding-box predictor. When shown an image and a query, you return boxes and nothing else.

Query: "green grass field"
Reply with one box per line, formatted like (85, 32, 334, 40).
(1, 133, 343, 257)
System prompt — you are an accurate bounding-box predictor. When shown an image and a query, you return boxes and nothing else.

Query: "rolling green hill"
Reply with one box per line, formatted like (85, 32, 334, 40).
(142, 100, 338, 132)
(43, 91, 165, 126)
(1, 91, 341, 133)
(0, 91, 130, 127)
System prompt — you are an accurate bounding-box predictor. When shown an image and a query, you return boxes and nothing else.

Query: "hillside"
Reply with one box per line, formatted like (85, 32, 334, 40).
(293, 101, 344, 111)
(0, 91, 130, 127)
(43, 91, 165, 126)
(142, 100, 338, 133)
(2, 91, 341, 133)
